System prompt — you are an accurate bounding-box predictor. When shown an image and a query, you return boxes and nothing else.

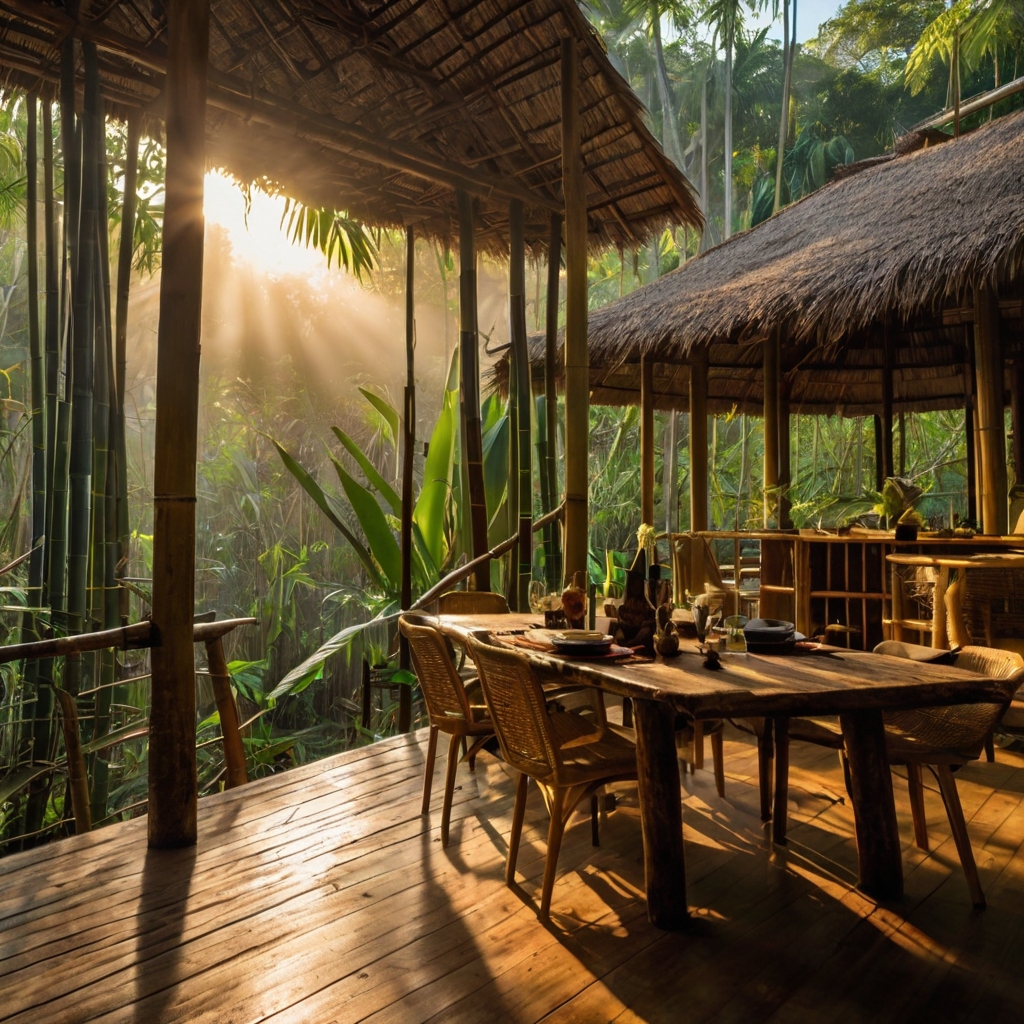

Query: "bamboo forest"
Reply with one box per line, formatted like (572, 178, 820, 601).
(0, 0, 1021, 853)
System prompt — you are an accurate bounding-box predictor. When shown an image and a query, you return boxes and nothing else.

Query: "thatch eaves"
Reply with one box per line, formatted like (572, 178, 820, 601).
(0, 0, 701, 251)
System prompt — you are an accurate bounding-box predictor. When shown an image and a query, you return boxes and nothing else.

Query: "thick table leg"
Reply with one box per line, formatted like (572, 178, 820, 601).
(633, 697, 688, 929)
(840, 709, 903, 900)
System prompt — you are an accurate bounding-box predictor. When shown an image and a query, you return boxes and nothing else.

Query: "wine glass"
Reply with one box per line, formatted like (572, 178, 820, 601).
(528, 580, 546, 616)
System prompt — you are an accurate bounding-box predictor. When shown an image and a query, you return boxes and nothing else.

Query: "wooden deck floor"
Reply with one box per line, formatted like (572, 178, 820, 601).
(4, 721, 1024, 1023)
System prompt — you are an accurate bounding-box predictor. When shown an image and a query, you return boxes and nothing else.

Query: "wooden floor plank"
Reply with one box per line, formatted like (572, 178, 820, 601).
(2, 726, 1024, 1023)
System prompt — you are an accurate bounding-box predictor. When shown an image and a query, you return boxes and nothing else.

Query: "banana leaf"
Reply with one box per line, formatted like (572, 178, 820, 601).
(331, 427, 400, 513)
(413, 387, 456, 569)
(273, 441, 384, 590)
(358, 387, 399, 447)
(334, 463, 402, 588)
(481, 396, 509, 526)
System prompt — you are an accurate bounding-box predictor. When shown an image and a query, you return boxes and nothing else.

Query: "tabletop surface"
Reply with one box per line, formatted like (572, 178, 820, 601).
(887, 552, 1024, 569)
(435, 613, 1014, 719)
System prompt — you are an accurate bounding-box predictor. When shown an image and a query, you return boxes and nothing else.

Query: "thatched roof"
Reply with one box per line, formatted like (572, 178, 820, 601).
(496, 110, 1024, 415)
(1, 0, 701, 250)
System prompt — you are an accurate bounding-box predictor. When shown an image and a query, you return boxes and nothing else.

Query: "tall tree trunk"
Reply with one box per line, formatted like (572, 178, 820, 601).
(651, 11, 683, 166)
(724, 28, 734, 240)
(700, 76, 710, 251)
(773, 0, 794, 214)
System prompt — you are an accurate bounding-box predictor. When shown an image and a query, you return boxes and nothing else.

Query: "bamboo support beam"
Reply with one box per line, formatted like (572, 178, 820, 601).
(561, 36, 589, 587)
(689, 350, 708, 532)
(457, 191, 490, 590)
(148, 0, 211, 850)
(544, 212, 562, 590)
(509, 200, 532, 611)
(205, 636, 248, 789)
(399, 225, 415, 731)
(640, 354, 655, 526)
(974, 285, 1008, 535)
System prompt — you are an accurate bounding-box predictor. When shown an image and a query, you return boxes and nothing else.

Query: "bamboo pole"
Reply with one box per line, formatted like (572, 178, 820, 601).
(509, 200, 532, 611)
(148, 0, 211, 849)
(205, 636, 248, 789)
(689, 349, 709, 532)
(399, 225, 415, 710)
(114, 113, 140, 625)
(456, 191, 490, 590)
(778, 383, 792, 529)
(1011, 363, 1024, 488)
(973, 285, 1008, 535)
(881, 325, 895, 480)
(764, 330, 780, 527)
(544, 212, 562, 589)
(640, 354, 655, 526)
(665, 410, 679, 535)
(561, 36, 589, 587)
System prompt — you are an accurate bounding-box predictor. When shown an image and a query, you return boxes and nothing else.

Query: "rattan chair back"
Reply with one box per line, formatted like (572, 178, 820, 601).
(465, 636, 561, 783)
(399, 614, 472, 727)
(437, 591, 510, 615)
(959, 569, 1024, 648)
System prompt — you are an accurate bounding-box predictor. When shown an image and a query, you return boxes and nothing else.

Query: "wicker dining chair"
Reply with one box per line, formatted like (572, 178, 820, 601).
(399, 614, 494, 848)
(763, 642, 1023, 908)
(464, 635, 638, 921)
(437, 591, 511, 615)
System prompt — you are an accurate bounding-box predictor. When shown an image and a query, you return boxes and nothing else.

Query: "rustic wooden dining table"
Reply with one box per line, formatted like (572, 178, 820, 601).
(436, 612, 1011, 930)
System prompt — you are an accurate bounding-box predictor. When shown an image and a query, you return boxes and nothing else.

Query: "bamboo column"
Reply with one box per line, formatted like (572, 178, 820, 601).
(881, 326, 895, 480)
(457, 191, 489, 589)
(509, 201, 532, 610)
(148, 0, 211, 849)
(973, 285, 1008, 535)
(561, 36, 589, 587)
(398, 225, 415, 732)
(764, 330, 780, 527)
(1010, 362, 1023, 489)
(544, 212, 562, 589)
(689, 349, 708, 532)
(640, 355, 655, 525)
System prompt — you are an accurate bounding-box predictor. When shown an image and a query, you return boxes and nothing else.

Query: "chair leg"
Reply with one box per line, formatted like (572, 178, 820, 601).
(591, 791, 600, 847)
(711, 728, 725, 798)
(440, 732, 461, 849)
(757, 718, 774, 822)
(421, 725, 439, 816)
(984, 731, 996, 763)
(772, 717, 790, 846)
(906, 763, 929, 851)
(936, 764, 985, 909)
(506, 772, 529, 885)
(693, 720, 705, 770)
(539, 788, 566, 921)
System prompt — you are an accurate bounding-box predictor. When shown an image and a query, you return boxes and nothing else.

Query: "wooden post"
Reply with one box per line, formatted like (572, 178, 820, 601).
(689, 349, 708, 532)
(881, 327, 895, 480)
(1011, 363, 1024, 488)
(544, 213, 563, 590)
(641, 354, 655, 526)
(778, 383, 792, 529)
(398, 226, 415, 731)
(764, 330, 780, 527)
(457, 191, 490, 588)
(148, 0, 211, 849)
(510, 201, 532, 611)
(205, 636, 247, 789)
(561, 35, 589, 587)
(974, 285, 1008, 534)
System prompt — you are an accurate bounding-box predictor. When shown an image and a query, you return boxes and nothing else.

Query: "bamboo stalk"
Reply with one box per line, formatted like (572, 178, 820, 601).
(114, 113, 140, 626)
(149, 0, 211, 850)
(544, 212, 562, 589)
(456, 190, 489, 590)
(561, 36, 589, 587)
(640, 354, 655, 525)
(881, 323, 894, 480)
(53, 688, 91, 834)
(398, 226, 415, 733)
(205, 636, 247, 789)
(974, 285, 1008, 534)
(779, 383, 792, 529)
(509, 200, 532, 611)
(764, 330, 780, 527)
(665, 410, 678, 535)
(689, 349, 708, 532)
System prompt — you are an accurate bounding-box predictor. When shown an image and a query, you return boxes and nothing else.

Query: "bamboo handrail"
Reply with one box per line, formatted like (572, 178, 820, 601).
(411, 503, 564, 611)
(0, 617, 256, 663)
(913, 73, 1024, 132)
